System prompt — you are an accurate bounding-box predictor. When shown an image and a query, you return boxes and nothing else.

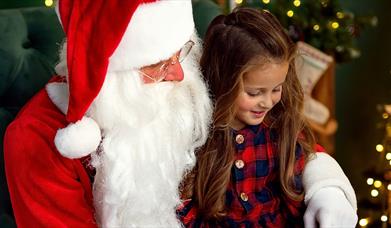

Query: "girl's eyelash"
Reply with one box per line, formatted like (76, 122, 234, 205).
(246, 91, 262, 96)
(273, 85, 283, 92)
(246, 86, 281, 96)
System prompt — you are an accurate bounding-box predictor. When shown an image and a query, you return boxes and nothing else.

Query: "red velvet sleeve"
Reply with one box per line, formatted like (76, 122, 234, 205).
(314, 144, 326, 153)
(4, 90, 97, 228)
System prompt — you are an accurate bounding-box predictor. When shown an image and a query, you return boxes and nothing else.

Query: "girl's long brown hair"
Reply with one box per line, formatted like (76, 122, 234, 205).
(182, 7, 316, 220)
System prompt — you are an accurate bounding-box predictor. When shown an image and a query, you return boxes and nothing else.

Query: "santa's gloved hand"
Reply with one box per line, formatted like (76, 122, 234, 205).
(304, 187, 358, 228)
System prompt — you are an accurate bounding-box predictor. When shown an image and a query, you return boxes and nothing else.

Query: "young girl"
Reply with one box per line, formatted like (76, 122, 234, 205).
(178, 8, 326, 227)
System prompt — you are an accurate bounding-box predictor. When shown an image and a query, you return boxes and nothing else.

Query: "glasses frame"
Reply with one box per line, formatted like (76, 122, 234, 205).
(138, 40, 195, 83)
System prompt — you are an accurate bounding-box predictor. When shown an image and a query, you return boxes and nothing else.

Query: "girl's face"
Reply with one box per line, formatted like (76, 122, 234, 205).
(231, 61, 289, 130)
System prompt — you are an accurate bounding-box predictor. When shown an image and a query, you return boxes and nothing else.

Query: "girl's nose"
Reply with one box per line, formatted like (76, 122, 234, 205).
(259, 94, 273, 109)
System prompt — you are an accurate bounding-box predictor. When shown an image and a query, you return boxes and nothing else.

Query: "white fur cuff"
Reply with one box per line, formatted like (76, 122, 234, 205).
(303, 153, 357, 211)
(54, 116, 101, 159)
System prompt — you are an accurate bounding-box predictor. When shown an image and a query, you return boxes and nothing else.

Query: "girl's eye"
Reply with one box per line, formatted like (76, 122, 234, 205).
(246, 91, 261, 97)
(272, 86, 282, 93)
(272, 88, 280, 93)
(246, 92, 256, 97)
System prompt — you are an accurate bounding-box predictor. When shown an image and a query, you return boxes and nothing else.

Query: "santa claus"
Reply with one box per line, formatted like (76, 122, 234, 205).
(4, 0, 357, 227)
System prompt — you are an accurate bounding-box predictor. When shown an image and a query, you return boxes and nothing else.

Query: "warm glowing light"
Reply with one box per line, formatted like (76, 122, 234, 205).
(287, 10, 294, 17)
(376, 144, 384, 152)
(359, 218, 369, 227)
(381, 215, 388, 222)
(45, 0, 53, 7)
(374, 180, 382, 188)
(313, 24, 320, 31)
(336, 12, 344, 19)
(388, 184, 391, 190)
(367, 178, 374, 185)
(331, 21, 339, 29)
(262, 0, 271, 4)
(293, 0, 301, 7)
(386, 153, 391, 160)
(235, 0, 243, 4)
(371, 189, 379, 197)
(383, 113, 389, 119)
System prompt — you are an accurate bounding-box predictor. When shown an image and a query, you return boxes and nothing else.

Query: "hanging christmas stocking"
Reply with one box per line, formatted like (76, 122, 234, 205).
(296, 42, 333, 125)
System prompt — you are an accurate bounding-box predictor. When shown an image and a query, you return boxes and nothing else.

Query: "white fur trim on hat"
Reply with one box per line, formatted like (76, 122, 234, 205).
(46, 82, 69, 115)
(108, 0, 194, 71)
(303, 152, 357, 211)
(54, 117, 101, 159)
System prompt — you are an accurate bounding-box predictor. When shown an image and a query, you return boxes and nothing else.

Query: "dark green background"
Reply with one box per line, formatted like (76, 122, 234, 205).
(336, 0, 391, 203)
(0, 0, 44, 9)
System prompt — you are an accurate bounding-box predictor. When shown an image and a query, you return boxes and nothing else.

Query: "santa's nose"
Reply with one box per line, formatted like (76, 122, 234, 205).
(163, 61, 184, 82)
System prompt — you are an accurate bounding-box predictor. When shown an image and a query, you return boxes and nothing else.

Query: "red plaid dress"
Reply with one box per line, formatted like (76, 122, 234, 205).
(177, 123, 308, 228)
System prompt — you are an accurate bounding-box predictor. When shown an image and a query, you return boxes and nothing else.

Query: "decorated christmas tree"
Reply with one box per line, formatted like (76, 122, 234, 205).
(358, 105, 391, 227)
(228, 0, 377, 62)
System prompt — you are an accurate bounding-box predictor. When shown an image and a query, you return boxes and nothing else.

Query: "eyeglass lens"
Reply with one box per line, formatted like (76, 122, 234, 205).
(178, 41, 194, 63)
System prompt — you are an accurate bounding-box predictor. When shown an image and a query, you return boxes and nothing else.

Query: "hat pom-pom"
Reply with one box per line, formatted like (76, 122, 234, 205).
(55, 116, 101, 159)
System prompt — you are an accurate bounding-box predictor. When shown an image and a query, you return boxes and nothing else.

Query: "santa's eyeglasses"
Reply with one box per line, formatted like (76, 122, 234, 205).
(138, 40, 194, 83)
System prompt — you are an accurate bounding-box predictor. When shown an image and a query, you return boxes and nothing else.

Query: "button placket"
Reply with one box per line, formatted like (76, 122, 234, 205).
(233, 132, 253, 212)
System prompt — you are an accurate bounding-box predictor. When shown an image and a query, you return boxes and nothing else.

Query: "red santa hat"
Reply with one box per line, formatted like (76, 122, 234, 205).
(54, 0, 195, 158)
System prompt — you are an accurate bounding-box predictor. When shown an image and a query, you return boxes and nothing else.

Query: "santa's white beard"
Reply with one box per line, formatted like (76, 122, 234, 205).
(87, 48, 211, 227)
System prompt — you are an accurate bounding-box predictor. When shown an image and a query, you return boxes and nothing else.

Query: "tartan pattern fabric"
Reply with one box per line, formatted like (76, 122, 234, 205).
(177, 123, 306, 227)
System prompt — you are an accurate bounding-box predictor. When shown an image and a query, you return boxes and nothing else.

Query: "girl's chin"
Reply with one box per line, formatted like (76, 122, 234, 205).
(246, 117, 265, 126)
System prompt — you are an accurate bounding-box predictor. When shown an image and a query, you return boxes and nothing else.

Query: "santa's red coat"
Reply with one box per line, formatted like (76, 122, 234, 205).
(4, 84, 97, 227)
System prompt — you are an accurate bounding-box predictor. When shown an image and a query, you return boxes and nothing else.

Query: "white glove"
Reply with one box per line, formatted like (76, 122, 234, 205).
(304, 187, 358, 228)
(303, 153, 357, 210)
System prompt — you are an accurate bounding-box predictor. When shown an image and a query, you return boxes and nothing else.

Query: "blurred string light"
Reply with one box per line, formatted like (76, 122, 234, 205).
(235, 0, 243, 4)
(373, 180, 382, 188)
(336, 11, 344, 19)
(359, 218, 369, 227)
(313, 24, 320, 31)
(262, 0, 271, 4)
(386, 152, 391, 160)
(286, 10, 294, 17)
(388, 184, 391, 190)
(383, 113, 389, 119)
(293, 0, 301, 7)
(320, 0, 328, 7)
(371, 189, 379, 197)
(381, 215, 388, 222)
(330, 21, 339, 29)
(376, 144, 384, 152)
(367, 178, 374, 185)
(44, 0, 53, 7)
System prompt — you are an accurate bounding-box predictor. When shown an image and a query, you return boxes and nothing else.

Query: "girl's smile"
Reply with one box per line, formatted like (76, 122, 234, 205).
(250, 110, 267, 118)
